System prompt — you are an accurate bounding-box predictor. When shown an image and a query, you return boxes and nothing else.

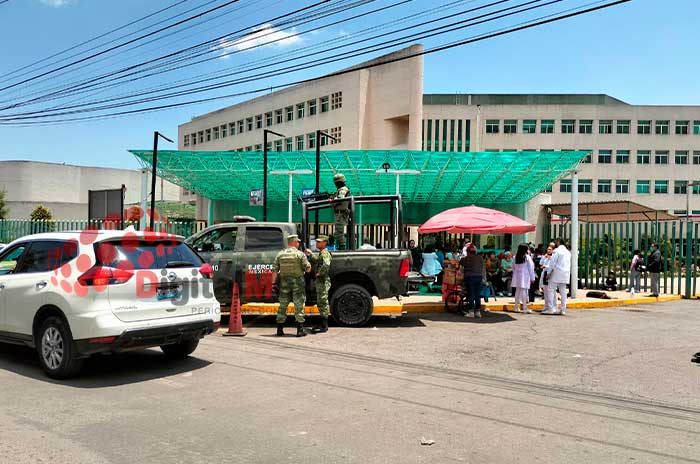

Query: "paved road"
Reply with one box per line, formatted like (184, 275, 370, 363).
(1, 301, 699, 463)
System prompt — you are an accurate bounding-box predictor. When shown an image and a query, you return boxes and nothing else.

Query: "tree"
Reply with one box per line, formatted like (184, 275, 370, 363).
(0, 187, 7, 219)
(30, 205, 53, 221)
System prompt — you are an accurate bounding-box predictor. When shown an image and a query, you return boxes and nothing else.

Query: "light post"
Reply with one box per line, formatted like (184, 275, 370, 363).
(685, 181, 700, 298)
(263, 129, 285, 221)
(686, 181, 700, 223)
(375, 164, 421, 195)
(314, 129, 338, 235)
(270, 170, 313, 222)
(150, 131, 173, 230)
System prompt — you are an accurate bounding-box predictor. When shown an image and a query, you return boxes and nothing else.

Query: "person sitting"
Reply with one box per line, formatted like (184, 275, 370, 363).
(420, 245, 443, 292)
(500, 250, 514, 296)
(485, 251, 501, 296)
(604, 271, 617, 291)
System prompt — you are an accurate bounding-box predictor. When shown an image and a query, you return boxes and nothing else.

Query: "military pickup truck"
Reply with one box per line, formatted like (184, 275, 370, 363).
(185, 221, 411, 326)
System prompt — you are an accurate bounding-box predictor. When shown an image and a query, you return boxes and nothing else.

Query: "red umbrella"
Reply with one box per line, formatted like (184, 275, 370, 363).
(418, 205, 536, 234)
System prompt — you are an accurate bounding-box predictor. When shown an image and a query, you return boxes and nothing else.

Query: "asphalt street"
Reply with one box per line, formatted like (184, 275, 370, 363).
(1, 300, 699, 463)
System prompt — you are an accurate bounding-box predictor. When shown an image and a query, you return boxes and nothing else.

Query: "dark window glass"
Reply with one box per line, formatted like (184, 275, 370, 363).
(0, 244, 28, 275)
(17, 241, 73, 273)
(191, 228, 237, 252)
(95, 240, 203, 269)
(244, 227, 285, 250)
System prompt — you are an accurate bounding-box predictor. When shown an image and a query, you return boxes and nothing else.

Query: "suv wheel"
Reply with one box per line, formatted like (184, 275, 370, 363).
(330, 283, 373, 326)
(161, 338, 199, 358)
(37, 316, 84, 379)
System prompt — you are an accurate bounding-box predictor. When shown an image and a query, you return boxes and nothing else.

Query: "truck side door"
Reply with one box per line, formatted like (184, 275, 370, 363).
(189, 227, 238, 307)
(238, 226, 285, 303)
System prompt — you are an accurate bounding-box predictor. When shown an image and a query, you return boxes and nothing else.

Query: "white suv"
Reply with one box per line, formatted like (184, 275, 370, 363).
(0, 230, 221, 379)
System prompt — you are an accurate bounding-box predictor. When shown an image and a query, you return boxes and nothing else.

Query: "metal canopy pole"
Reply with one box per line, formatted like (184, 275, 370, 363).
(570, 170, 579, 298)
(315, 130, 338, 236)
(150, 131, 173, 230)
(263, 129, 285, 222)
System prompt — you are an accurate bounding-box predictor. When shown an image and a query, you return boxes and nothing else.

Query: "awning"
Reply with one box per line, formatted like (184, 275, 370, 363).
(129, 149, 587, 205)
(547, 201, 677, 223)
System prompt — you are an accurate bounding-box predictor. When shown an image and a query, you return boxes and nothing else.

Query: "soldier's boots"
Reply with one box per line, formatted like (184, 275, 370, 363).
(296, 322, 309, 337)
(276, 323, 285, 337)
(316, 318, 329, 333)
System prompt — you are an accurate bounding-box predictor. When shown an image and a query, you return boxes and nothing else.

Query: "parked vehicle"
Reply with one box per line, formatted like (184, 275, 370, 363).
(0, 230, 220, 379)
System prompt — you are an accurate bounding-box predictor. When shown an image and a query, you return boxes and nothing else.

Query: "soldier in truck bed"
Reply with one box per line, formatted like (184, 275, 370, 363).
(332, 173, 351, 250)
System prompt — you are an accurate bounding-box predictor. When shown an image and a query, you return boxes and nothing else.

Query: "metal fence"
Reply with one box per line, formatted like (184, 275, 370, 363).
(0, 219, 207, 243)
(548, 220, 699, 298)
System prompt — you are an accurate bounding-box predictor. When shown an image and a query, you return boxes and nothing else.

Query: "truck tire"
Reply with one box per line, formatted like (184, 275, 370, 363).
(36, 316, 84, 380)
(330, 284, 373, 326)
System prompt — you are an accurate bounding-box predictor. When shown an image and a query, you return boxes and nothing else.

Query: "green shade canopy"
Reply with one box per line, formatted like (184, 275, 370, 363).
(129, 150, 587, 204)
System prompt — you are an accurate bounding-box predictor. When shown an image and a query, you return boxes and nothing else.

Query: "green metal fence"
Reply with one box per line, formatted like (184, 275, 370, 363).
(549, 220, 699, 298)
(0, 219, 206, 244)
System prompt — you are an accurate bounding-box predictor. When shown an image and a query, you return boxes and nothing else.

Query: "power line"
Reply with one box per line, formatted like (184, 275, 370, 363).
(0, 0, 631, 126)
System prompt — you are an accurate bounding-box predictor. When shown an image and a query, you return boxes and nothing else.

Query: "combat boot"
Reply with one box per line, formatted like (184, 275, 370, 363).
(313, 318, 328, 333)
(296, 322, 309, 337)
(276, 323, 285, 337)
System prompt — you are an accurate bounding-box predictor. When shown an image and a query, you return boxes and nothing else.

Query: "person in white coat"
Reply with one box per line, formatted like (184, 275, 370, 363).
(539, 244, 554, 309)
(542, 238, 571, 315)
(512, 244, 536, 313)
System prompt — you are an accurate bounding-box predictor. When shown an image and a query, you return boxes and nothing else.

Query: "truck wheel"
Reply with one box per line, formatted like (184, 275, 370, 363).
(37, 316, 84, 379)
(161, 339, 199, 359)
(330, 284, 373, 326)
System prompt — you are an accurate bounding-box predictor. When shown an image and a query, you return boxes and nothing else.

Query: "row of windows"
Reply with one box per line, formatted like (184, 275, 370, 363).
(422, 119, 472, 152)
(580, 149, 700, 165)
(484, 119, 700, 135)
(557, 179, 700, 195)
(182, 92, 343, 147)
(226, 127, 342, 152)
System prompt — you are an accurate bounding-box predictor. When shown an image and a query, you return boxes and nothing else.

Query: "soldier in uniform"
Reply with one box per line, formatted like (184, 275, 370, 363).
(272, 234, 312, 337)
(331, 173, 351, 250)
(305, 235, 332, 333)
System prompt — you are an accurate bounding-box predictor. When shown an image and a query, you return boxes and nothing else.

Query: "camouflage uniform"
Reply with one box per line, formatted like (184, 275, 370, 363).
(332, 174, 351, 250)
(273, 245, 311, 323)
(309, 246, 332, 319)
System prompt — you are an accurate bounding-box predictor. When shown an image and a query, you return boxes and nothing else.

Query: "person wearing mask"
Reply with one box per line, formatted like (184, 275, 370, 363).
(628, 249, 644, 296)
(512, 244, 536, 313)
(647, 243, 662, 297)
(459, 244, 484, 318)
(542, 238, 571, 315)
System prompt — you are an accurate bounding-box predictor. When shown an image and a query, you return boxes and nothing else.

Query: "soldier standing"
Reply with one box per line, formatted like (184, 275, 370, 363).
(305, 235, 332, 333)
(331, 173, 351, 250)
(272, 234, 312, 337)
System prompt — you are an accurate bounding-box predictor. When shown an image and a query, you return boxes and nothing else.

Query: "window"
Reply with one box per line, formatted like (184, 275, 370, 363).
(308, 99, 317, 116)
(245, 146, 252, 151)
(254, 144, 261, 151)
(18, 241, 75, 273)
(255, 114, 263, 129)
(541, 120, 554, 134)
(637, 150, 650, 164)
(637, 120, 651, 134)
(675, 120, 689, 135)
(615, 150, 630, 164)
(504, 120, 517, 134)
(221, 124, 227, 138)
(265, 112, 273, 127)
(183, 134, 190, 147)
(191, 228, 237, 252)
(523, 120, 536, 133)
(285, 137, 293, 151)
(274, 139, 283, 152)
(266, 142, 273, 152)
(694, 120, 700, 135)
(561, 120, 575, 134)
(615, 180, 629, 194)
(296, 135, 304, 150)
(578, 179, 592, 193)
(674, 180, 688, 194)
(238, 120, 244, 134)
(229, 123, 236, 136)
(598, 179, 611, 193)
(655, 120, 669, 134)
(205, 129, 211, 141)
(559, 179, 572, 193)
(426, 120, 432, 150)
(198, 131, 204, 144)
(636, 180, 650, 194)
(598, 149, 612, 164)
(329, 126, 342, 144)
(213, 127, 219, 140)
(599, 120, 612, 134)
(320, 131, 328, 147)
(285, 106, 294, 122)
(320, 96, 329, 113)
(275, 109, 283, 124)
(675, 150, 688, 164)
(331, 91, 342, 109)
(485, 120, 499, 134)
(542, 185, 553, 193)
(449, 120, 455, 151)
(654, 180, 668, 194)
(296, 103, 305, 119)
(0, 244, 28, 275)
(581, 152, 592, 163)
(244, 227, 285, 251)
(694, 151, 700, 165)
(579, 120, 593, 134)
(307, 132, 316, 149)
(694, 183, 700, 195)
(246, 117, 253, 131)
(616, 120, 630, 134)
(191, 133, 197, 146)
(655, 150, 668, 164)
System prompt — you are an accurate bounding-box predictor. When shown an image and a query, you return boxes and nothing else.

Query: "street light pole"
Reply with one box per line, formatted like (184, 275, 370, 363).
(271, 170, 313, 222)
(314, 129, 338, 236)
(150, 131, 173, 230)
(374, 168, 421, 195)
(263, 129, 285, 222)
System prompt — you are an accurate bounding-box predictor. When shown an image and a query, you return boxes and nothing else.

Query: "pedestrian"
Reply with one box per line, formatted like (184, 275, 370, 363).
(542, 238, 571, 315)
(459, 244, 484, 318)
(539, 245, 554, 308)
(331, 173, 351, 250)
(408, 239, 423, 272)
(272, 234, 312, 337)
(628, 249, 644, 296)
(305, 235, 332, 333)
(647, 242, 662, 297)
(512, 244, 536, 313)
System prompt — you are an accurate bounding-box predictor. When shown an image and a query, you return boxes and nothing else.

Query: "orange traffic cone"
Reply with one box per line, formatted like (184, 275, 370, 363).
(223, 282, 247, 337)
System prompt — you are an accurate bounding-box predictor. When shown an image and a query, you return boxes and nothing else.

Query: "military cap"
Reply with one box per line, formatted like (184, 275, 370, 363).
(287, 234, 300, 242)
(333, 173, 346, 182)
(316, 235, 329, 242)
